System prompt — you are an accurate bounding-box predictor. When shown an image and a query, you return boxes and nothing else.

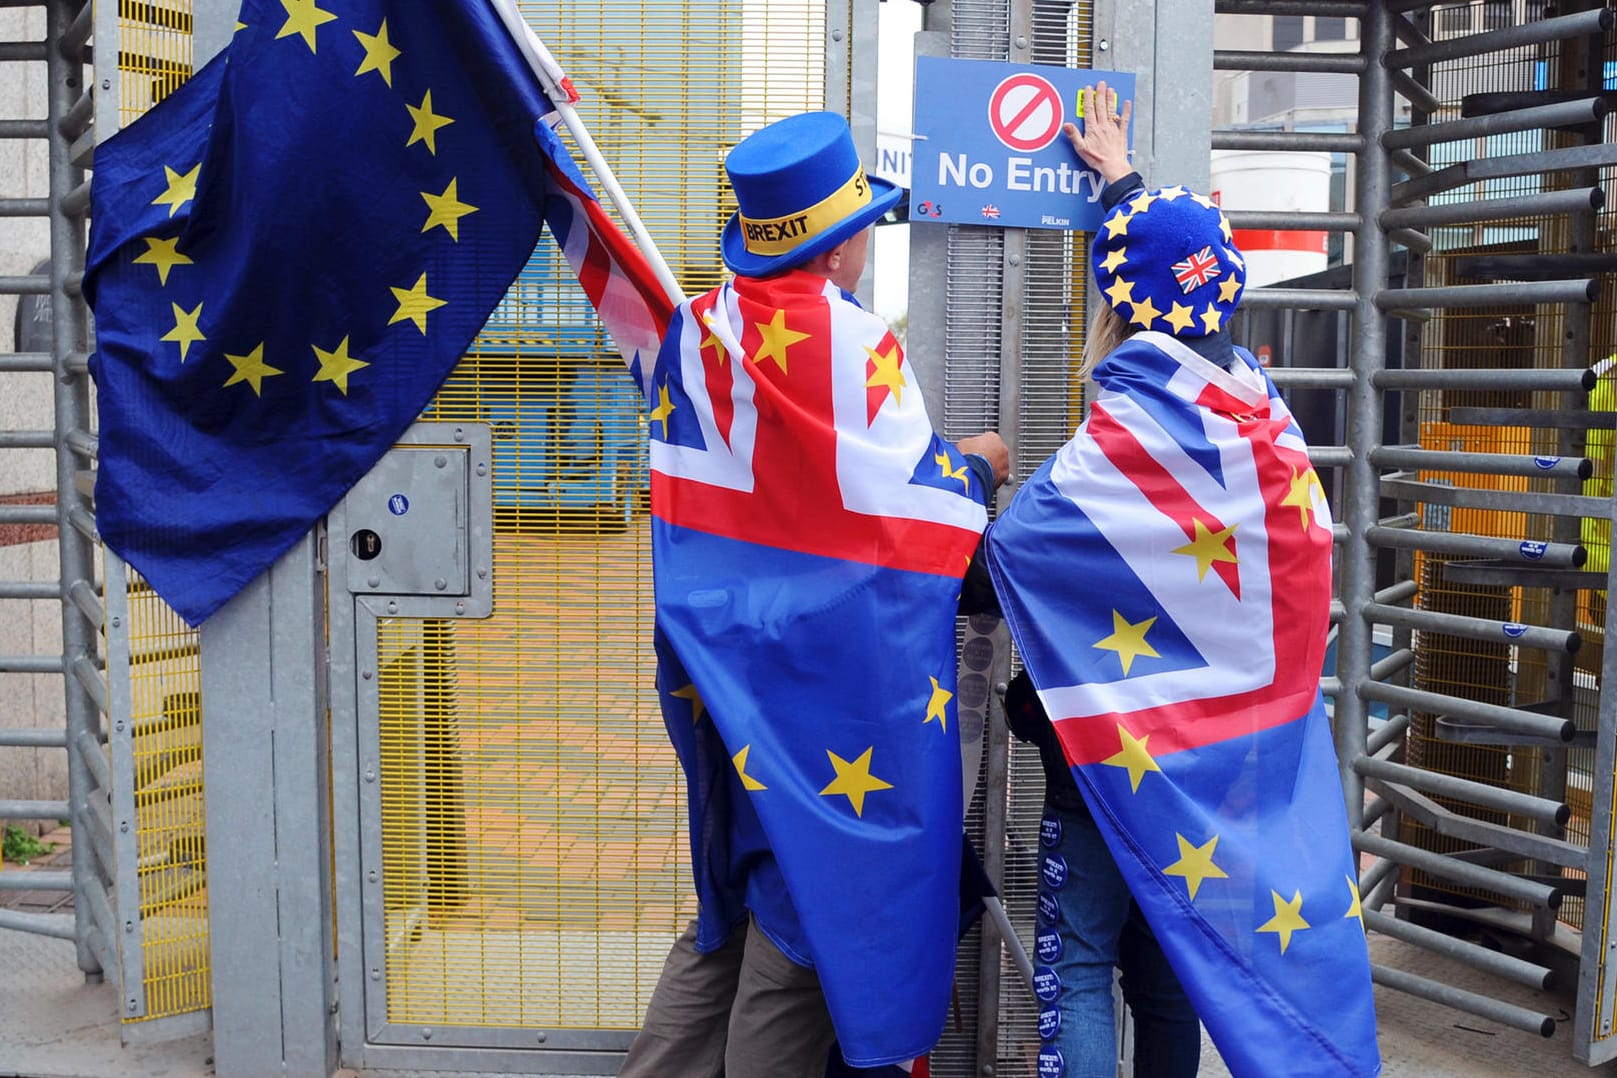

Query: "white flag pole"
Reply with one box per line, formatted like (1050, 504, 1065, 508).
(488, 0, 688, 307)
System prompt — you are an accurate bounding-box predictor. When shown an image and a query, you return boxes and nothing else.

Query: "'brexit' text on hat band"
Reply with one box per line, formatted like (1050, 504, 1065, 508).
(738, 167, 872, 257)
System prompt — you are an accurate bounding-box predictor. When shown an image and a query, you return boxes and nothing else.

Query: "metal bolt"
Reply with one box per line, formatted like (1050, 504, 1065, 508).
(434, 454, 447, 469)
(536, 1031, 548, 1043)
(434, 578, 448, 591)
(422, 1028, 434, 1041)
(387, 601, 399, 614)
(371, 968, 381, 981)
(455, 600, 466, 615)
(476, 462, 487, 476)
(110, 616, 121, 628)
(1008, 254, 1021, 268)
(477, 567, 488, 580)
(119, 821, 129, 833)
(362, 670, 373, 680)
(368, 870, 379, 883)
(114, 721, 125, 733)
(364, 769, 376, 783)
(1014, 35, 1027, 49)
(128, 998, 138, 1010)
(367, 576, 381, 589)
(101, 79, 110, 90)
(831, 27, 844, 40)
(125, 921, 134, 933)
(453, 428, 466, 443)
(1098, 38, 1110, 51)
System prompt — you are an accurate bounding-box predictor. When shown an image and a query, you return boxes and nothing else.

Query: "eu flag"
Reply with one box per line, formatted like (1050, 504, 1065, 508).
(648, 271, 989, 1065)
(984, 332, 1380, 1076)
(84, 0, 561, 625)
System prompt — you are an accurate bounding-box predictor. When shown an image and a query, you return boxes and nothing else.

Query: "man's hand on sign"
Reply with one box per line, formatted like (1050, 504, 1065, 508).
(1065, 80, 1132, 185)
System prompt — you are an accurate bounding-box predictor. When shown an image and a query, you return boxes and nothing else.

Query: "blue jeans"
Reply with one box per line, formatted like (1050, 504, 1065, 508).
(1034, 798, 1200, 1078)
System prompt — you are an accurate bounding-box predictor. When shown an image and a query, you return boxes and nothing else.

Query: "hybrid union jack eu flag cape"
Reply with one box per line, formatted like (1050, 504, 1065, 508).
(985, 332, 1379, 1077)
(643, 270, 988, 1066)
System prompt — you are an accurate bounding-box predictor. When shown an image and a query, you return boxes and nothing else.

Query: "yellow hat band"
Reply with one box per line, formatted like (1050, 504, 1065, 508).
(737, 167, 873, 257)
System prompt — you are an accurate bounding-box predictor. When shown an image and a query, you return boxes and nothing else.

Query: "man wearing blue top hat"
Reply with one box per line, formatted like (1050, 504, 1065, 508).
(621, 110, 1008, 1077)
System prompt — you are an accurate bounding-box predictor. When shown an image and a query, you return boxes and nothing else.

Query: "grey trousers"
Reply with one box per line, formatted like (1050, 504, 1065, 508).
(617, 916, 837, 1078)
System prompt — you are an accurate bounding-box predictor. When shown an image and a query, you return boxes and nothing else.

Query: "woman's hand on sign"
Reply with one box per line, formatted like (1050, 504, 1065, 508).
(1065, 80, 1133, 185)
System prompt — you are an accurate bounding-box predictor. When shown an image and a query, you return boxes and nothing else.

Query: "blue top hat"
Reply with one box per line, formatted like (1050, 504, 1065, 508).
(1091, 186, 1247, 338)
(721, 111, 903, 277)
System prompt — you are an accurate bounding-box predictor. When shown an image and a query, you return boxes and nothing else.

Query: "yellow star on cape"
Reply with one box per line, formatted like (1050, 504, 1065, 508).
(1257, 889, 1311, 955)
(1219, 214, 1234, 243)
(751, 308, 809, 374)
(352, 20, 400, 85)
(934, 450, 969, 491)
(1229, 249, 1246, 271)
(222, 342, 283, 396)
(1171, 518, 1238, 581)
(1102, 725, 1162, 793)
(819, 747, 893, 817)
(1127, 189, 1157, 214)
(275, 0, 336, 53)
(406, 89, 455, 155)
(732, 745, 767, 791)
(865, 341, 905, 405)
(924, 675, 952, 731)
(1163, 833, 1228, 900)
(699, 325, 727, 364)
(1099, 246, 1128, 273)
(1191, 192, 1219, 211)
(311, 335, 368, 395)
(1157, 185, 1188, 201)
(1103, 211, 1132, 239)
(672, 682, 705, 724)
(1344, 874, 1364, 926)
(133, 236, 192, 284)
(388, 273, 446, 333)
(1163, 301, 1195, 334)
(1104, 277, 1136, 308)
(649, 382, 676, 436)
(421, 178, 478, 240)
(159, 301, 205, 362)
(1094, 609, 1159, 676)
(1200, 303, 1224, 334)
(1128, 294, 1161, 330)
(1218, 275, 1242, 304)
(1280, 465, 1320, 531)
(151, 163, 200, 217)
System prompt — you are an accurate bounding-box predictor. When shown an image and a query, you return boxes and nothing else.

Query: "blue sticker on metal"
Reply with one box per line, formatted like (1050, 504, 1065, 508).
(1037, 1045, 1066, 1077)
(1534, 456, 1561, 469)
(1033, 965, 1062, 1002)
(1042, 853, 1069, 889)
(1520, 540, 1547, 561)
(1503, 622, 1527, 638)
(1040, 814, 1062, 848)
(1039, 1005, 1062, 1041)
(388, 493, 410, 516)
(1037, 928, 1063, 962)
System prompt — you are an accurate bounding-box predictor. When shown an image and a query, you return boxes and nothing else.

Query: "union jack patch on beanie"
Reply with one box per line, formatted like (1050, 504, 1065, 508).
(1091, 186, 1246, 338)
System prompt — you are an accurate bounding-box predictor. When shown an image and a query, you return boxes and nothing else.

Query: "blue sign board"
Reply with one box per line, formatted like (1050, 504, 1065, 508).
(911, 58, 1134, 231)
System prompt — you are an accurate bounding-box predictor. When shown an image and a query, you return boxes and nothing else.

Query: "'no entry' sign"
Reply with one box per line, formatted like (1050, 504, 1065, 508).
(988, 73, 1065, 152)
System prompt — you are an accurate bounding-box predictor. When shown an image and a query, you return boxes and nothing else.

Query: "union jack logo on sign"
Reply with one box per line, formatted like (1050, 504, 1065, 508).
(981, 204, 1001, 220)
(1172, 245, 1221, 293)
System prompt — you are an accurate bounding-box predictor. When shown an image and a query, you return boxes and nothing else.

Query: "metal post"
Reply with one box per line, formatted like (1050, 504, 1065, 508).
(1337, 0, 1395, 832)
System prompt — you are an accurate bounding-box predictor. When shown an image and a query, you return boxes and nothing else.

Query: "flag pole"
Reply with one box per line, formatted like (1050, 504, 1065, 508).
(488, 0, 688, 307)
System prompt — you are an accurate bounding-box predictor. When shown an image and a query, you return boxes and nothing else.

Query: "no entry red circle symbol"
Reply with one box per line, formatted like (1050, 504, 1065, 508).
(987, 73, 1064, 152)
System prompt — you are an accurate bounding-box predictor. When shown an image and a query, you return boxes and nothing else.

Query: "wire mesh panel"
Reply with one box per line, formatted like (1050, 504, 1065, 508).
(354, 0, 827, 1051)
(98, 1, 212, 1033)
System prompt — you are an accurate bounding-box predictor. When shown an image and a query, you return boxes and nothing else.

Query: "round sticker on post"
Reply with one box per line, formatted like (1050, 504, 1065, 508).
(1042, 853, 1069, 889)
(388, 493, 410, 516)
(1033, 966, 1062, 1002)
(1037, 928, 1063, 963)
(1037, 1045, 1066, 1078)
(1520, 540, 1547, 561)
(1503, 622, 1528, 638)
(1039, 1005, 1062, 1041)
(1040, 814, 1063, 848)
(1039, 892, 1060, 925)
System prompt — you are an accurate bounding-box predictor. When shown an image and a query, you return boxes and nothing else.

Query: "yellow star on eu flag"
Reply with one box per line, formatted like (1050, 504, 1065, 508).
(352, 19, 400, 85)
(1280, 465, 1320, 531)
(1257, 889, 1312, 954)
(151, 163, 200, 218)
(406, 89, 455, 155)
(421, 178, 478, 240)
(924, 675, 952, 731)
(160, 301, 205, 362)
(1094, 609, 1159, 676)
(732, 745, 767, 791)
(1171, 518, 1238, 581)
(671, 682, 705, 724)
(1344, 874, 1363, 926)
(1163, 833, 1228, 900)
(275, 0, 336, 54)
(388, 272, 446, 334)
(1128, 294, 1161, 331)
(222, 342, 283, 396)
(934, 451, 970, 492)
(133, 236, 192, 284)
(865, 340, 905, 405)
(311, 335, 368, 395)
(819, 746, 893, 817)
(649, 382, 676, 437)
